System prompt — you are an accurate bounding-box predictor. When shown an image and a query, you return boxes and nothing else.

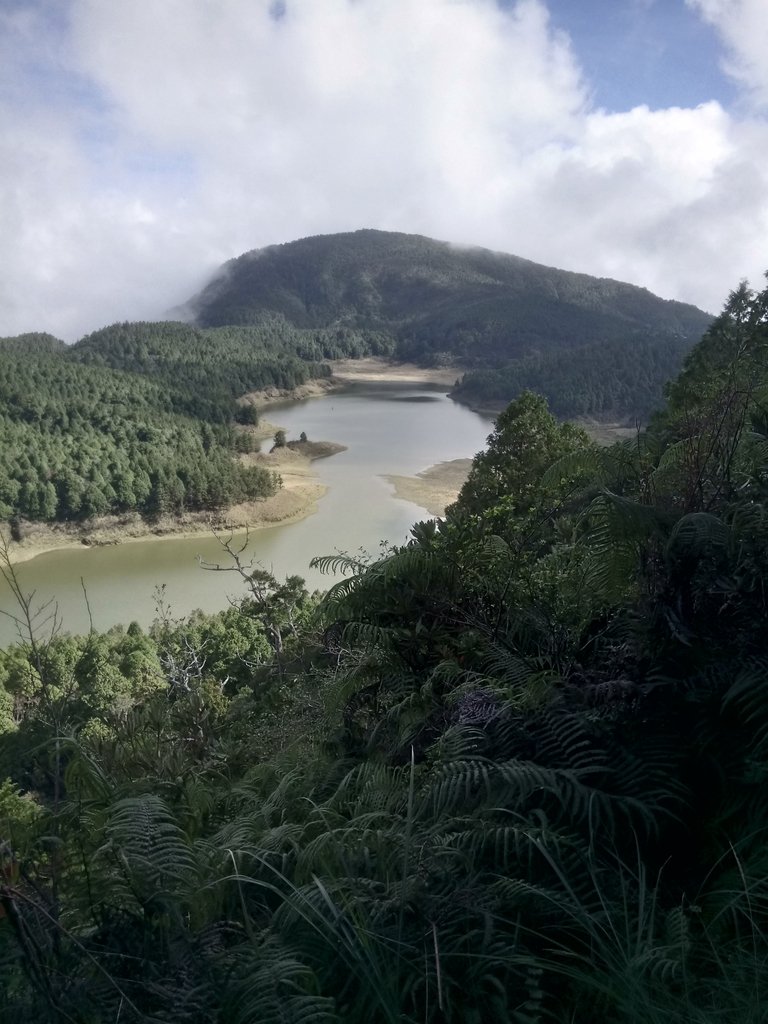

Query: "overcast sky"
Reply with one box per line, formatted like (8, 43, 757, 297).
(1, 0, 766, 340)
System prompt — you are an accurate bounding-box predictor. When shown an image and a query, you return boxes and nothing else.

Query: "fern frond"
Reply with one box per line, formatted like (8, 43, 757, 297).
(541, 447, 607, 490)
(310, 553, 368, 577)
(94, 794, 200, 909)
(665, 511, 730, 561)
(222, 941, 338, 1024)
(722, 658, 768, 753)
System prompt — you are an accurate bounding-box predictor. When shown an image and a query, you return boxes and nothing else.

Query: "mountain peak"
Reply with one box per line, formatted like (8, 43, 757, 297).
(187, 229, 711, 367)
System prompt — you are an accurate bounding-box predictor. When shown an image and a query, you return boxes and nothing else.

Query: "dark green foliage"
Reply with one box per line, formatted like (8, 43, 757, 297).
(186, 228, 712, 423)
(451, 390, 592, 518)
(70, 319, 337, 423)
(235, 403, 260, 426)
(454, 333, 694, 419)
(0, 309, 398, 524)
(0, 332, 67, 356)
(0, 334, 278, 522)
(188, 229, 710, 382)
(2, 277, 768, 1022)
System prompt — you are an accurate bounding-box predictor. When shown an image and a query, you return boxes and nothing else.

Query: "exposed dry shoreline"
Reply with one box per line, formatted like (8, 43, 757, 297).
(384, 459, 473, 517)
(331, 360, 474, 517)
(330, 357, 463, 387)
(238, 359, 463, 411)
(5, 441, 346, 566)
(238, 378, 340, 409)
(4, 356, 461, 567)
(329, 360, 642, 443)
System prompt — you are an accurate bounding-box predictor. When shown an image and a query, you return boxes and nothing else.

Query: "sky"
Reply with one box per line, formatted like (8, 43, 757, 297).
(0, 0, 766, 340)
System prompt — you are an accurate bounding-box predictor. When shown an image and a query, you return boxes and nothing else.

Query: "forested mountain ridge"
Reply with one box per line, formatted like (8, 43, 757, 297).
(185, 228, 713, 419)
(452, 333, 695, 419)
(0, 229, 717, 528)
(0, 332, 67, 356)
(70, 320, 335, 423)
(186, 228, 711, 368)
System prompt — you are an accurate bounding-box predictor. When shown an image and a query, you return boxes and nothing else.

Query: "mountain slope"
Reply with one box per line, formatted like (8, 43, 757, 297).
(186, 229, 712, 370)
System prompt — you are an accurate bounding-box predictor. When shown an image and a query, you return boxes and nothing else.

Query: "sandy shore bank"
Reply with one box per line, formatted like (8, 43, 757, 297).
(382, 422, 640, 518)
(239, 378, 340, 409)
(4, 443, 346, 566)
(240, 360, 465, 412)
(331, 357, 464, 387)
(384, 459, 473, 517)
(242, 373, 638, 449)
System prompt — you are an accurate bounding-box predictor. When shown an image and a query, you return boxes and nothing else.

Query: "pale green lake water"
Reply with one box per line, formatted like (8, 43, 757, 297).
(0, 383, 493, 645)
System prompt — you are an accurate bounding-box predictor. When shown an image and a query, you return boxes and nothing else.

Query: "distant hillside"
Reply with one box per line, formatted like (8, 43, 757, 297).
(70, 320, 337, 423)
(0, 332, 67, 356)
(0, 328, 279, 524)
(186, 229, 712, 373)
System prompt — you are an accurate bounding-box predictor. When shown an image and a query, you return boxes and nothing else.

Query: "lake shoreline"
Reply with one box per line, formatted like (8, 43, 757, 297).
(1, 355, 466, 569)
(326, 362, 640, 441)
(1, 360, 639, 569)
(330, 357, 463, 387)
(238, 360, 465, 413)
(383, 458, 474, 517)
(238, 378, 341, 409)
(4, 442, 346, 566)
(0, 370, 497, 643)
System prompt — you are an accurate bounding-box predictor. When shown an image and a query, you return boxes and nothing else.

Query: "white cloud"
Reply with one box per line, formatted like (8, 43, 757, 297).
(0, 0, 766, 339)
(509, 101, 768, 305)
(687, 0, 768, 109)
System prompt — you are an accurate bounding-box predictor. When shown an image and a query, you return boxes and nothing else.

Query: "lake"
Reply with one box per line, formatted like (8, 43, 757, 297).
(0, 382, 493, 646)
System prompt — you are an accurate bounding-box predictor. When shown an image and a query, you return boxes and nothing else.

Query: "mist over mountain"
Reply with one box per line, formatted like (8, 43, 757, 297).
(186, 229, 712, 372)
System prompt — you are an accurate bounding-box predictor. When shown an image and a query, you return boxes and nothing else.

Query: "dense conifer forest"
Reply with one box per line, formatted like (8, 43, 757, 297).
(452, 333, 695, 419)
(0, 276, 766, 1021)
(187, 229, 712, 417)
(0, 318, 393, 524)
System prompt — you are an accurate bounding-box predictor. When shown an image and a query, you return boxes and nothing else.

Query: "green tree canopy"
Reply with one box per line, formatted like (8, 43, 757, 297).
(452, 390, 591, 517)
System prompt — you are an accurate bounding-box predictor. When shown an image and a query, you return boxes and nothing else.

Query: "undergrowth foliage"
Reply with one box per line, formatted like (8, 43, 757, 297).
(1, 277, 768, 1021)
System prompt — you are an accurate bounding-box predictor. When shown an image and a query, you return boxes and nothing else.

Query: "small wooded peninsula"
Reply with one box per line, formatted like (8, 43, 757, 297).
(2, 232, 767, 1022)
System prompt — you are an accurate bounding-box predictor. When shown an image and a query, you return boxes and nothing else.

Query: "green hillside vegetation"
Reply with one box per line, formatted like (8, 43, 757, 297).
(72, 320, 328, 423)
(0, 333, 68, 357)
(453, 332, 694, 419)
(0, 336, 278, 522)
(188, 229, 712, 418)
(0, 312, 407, 525)
(71, 319, 395, 422)
(0, 275, 766, 1021)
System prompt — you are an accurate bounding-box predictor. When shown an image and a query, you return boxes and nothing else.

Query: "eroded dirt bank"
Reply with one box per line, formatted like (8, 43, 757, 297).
(4, 442, 346, 565)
